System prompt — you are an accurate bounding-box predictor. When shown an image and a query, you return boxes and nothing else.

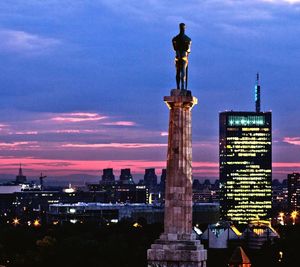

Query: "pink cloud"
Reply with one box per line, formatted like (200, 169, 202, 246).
(283, 137, 300, 146)
(0, 141, 33, 147)
(54, 129, 81, 133)
(15, 131, 38, 135)
(0, 158, 218, 176)
(51, 112, 107, 122)
(273, 162, 300, 168)
(160, 131, 168, 136)
(62, 142, 167, 149)
(102, 121, 136, 126)
(0, 142, 40, 151)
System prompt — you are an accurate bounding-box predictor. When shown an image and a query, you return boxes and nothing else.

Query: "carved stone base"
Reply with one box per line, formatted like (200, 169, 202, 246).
(147, 234, 207, 267)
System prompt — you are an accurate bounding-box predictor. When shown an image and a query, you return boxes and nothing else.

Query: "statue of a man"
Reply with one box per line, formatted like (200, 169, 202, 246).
(172, 23, 191, 90)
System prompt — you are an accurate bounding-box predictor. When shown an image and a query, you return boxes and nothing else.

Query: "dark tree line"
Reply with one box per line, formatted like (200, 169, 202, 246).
(0, 222, 299, 267)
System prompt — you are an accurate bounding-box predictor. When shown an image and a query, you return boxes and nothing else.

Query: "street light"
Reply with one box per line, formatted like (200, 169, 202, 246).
(12, 218, 20, 226)
(278, 212, 285, 225)
(291, 210, 298, 225)
(33, 219, 41, 227)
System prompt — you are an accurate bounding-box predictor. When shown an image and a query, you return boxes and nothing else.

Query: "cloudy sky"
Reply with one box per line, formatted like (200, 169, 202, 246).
(0, 0, 300, 180)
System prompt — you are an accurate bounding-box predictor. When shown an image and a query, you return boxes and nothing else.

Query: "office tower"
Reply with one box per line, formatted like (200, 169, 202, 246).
(15, 164, 27, 184)
(144, 168, 157, 188)
(101, 168, 115, 184)
(287, 172, 300, 211)
(219, 75, 272, 224)
(119, 168, 134, 184)
(160, 169, 166, 187)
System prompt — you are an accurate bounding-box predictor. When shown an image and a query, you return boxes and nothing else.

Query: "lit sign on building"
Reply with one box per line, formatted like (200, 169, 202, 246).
(228, 115, 265, 126)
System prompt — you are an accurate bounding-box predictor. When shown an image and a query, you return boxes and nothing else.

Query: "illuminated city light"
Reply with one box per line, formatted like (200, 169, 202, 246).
(12, 218, 20, 226)
(33, 219, 41, 227)
(133, 222, 142, 228)
(291, 210, 298, 225)
(278, 212, 285, 225)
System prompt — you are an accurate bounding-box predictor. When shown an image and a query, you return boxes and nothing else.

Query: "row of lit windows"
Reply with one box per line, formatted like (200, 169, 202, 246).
(230, 169, 271, 174)
(230, 172, 271, 176)
(227, 137, 270, 141)
(228, 142, 271, 147)
(232, 201, 272, 205)
(226, 190, 271, 194)
(229, 150, 269, 154)
(228, 145, 266, 149)
(227, 173, 271, 176)
(231, 171, 271, 175)
(225, 194, 272, 197)
(224, 177, 271, 181)
(227, 135, 270, 139)
(225, 161, 250, 165)
(227, 205, 271, 210)
(226, 181, 267, 185)
(226, 185, 271, 189)
(226, 188, 271, 192)
(241, 128, 270, 132)
(237, 133, 270, 137)
(227, 211, 269, 216)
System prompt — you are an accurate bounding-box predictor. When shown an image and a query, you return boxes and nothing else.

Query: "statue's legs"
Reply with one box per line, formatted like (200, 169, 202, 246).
(176, 62, 181, 89)
(175, 59, 188, 90)
(180, 61, 187, 90)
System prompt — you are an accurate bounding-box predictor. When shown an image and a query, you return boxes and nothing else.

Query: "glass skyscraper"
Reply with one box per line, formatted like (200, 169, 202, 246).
(219, 110, 272, 224)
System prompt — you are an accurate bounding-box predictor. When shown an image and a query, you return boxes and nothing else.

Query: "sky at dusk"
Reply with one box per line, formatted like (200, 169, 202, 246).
(1, 0, 300, 180)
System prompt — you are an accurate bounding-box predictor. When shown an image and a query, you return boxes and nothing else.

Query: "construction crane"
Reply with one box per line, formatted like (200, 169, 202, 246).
(39, 173, 47, 191)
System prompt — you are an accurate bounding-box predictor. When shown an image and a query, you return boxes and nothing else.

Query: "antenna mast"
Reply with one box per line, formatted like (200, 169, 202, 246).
(255, 72, 261, 113)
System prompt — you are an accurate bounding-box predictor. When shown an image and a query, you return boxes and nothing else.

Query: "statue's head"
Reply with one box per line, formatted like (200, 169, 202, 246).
(179, 23, 186, 33)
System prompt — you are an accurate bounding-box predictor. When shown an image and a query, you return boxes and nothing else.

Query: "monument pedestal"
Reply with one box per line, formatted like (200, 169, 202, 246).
(148, 233, 207, 267)
(147, 89, 207, 267)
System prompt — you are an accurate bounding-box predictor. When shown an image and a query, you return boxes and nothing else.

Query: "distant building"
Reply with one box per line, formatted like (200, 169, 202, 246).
(47, 202, 220, 225)
(15, 164, 26, 184)
(272, 179, 288, 212)
(144, 168, 157, 188)
(47, 203, 161, 224)
(201, 221, 242, 249)
(101, 168, 115, 184)
(86, 183, 149, 204)
(219, 75, 272, 224)
(119, 168, 134, 184)
(243, 220, 279, 249)
(287, 172, 300, 211)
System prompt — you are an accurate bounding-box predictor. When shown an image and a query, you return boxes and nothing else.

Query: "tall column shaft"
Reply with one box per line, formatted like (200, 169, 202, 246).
(164, 89, 196, 235)
(147, 89, 207, 267)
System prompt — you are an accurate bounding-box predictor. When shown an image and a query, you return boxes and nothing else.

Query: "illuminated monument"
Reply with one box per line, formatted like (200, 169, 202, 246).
(219, 74, 272, 224)
(147, 23, 207, 267)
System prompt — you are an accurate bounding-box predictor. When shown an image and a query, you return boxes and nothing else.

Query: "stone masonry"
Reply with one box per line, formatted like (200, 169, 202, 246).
(147, 89, 207, 267)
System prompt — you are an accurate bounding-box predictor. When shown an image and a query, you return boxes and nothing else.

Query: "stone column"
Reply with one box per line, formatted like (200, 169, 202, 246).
(147, 89, 207, 267)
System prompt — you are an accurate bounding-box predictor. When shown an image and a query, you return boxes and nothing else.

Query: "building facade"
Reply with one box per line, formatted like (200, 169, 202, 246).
(219, 111, 272, 224)
(143, 168, 157, 188)
(287, 172, 300, 211)
(101, 168, 115, 184)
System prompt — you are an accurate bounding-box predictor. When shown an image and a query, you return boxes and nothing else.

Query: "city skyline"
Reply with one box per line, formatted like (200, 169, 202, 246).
(1, 1, 300, 179)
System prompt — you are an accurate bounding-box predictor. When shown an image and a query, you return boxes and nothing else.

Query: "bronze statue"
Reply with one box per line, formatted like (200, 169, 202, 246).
(172, 23, 191, 90)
